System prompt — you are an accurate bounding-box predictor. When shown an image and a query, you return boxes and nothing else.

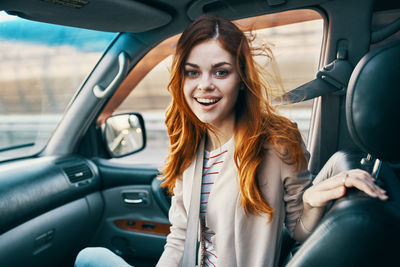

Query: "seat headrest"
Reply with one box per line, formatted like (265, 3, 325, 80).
(346, 40, 400, 163)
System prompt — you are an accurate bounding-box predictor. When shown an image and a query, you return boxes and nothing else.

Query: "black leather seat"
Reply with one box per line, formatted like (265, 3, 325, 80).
(286, 40, 400, 267)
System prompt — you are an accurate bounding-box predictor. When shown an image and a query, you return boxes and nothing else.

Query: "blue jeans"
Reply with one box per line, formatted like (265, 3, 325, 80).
(75, 247, 133, 267)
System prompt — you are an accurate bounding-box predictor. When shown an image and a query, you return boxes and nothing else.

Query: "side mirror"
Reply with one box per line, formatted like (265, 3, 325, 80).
(103, 113, 146, 157)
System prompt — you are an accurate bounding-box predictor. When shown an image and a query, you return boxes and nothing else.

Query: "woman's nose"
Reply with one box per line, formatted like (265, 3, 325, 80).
(197, 83, 215, 91)
(197, 76, 214, 91)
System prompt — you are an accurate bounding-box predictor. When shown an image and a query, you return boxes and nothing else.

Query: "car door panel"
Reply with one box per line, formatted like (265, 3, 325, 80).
(0, 195, 101, 267)
(91, 160, 171, 266)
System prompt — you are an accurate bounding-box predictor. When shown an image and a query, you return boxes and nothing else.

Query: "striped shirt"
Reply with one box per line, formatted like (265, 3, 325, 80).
(200, 138, 232, 267)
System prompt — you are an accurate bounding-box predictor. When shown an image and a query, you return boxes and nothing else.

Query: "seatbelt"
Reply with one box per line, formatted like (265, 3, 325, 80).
(182, 137, 205, 267)
(282, 78, 337, 104)
(280, 47, 353, 104)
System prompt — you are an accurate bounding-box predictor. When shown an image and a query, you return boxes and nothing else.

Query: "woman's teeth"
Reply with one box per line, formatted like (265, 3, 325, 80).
(196, 98, 220, 105)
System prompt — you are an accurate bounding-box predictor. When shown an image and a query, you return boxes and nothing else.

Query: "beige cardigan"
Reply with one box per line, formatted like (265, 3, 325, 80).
(157, 139, 312, 267)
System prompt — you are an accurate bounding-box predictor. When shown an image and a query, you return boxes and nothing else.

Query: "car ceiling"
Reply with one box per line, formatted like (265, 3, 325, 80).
(0, 0, 331, 33)
(2, 0, 399, 49)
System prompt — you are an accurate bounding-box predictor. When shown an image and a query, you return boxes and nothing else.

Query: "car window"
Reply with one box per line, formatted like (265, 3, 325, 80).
(0, 11, 116, 162)
(259, 19, 323, 141)
(113, 10, 324, 166)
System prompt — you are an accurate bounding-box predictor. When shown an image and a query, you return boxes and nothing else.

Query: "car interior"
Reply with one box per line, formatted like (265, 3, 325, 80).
(0, 0, 399, 266)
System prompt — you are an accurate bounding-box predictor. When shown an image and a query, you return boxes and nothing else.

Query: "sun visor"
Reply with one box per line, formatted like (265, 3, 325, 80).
(1, 0, 172, 33)
(186, 0, 330, 21)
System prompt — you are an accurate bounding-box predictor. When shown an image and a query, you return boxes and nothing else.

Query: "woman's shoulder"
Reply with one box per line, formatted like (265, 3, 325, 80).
(259, 142, 287, 171)
(262, 141, 290, 160)
(256, 142, 291, 187)
(262, 139, 309, 171)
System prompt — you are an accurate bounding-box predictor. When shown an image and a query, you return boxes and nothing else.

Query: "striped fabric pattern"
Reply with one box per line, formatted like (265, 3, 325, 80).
(200, 139, 232, 267)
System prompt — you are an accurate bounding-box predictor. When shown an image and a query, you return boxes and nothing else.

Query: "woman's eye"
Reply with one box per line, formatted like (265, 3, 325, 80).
(215, 69, 229, 78)
(185, 70, 199, 77)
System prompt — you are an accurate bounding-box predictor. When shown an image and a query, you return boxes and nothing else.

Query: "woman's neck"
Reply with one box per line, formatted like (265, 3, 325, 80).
(205, 114, 235, 151)
(206, 129, 234, 151)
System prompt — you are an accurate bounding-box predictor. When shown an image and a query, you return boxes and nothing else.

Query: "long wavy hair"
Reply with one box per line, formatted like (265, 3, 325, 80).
(160, 15, 306, 218)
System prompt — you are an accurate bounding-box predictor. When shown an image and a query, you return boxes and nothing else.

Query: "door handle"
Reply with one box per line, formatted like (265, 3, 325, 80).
(123, 198, 144, 204)
(122, 190, 149, 205)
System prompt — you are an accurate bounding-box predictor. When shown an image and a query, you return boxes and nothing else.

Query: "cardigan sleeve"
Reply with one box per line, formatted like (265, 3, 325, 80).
(281, 147, 312, 240)
(156, 177, 186, 267)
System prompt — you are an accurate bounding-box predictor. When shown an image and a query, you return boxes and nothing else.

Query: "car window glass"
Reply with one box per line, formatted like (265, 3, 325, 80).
(258, 20, 323, 142)
(114, 11, 323, 166)
(0, 11, 116, 162)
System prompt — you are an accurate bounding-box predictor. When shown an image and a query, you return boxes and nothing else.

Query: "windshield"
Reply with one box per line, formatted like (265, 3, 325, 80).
(0, 11, 116, 161)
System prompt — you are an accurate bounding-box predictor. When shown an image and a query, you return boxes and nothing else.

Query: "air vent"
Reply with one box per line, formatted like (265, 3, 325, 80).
(63, 163, 93, 183)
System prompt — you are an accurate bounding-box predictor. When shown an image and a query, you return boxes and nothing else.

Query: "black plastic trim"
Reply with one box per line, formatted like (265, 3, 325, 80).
(151, 178, 171, 216)
(0, 155, 100, 234)
(94, 158, 159, 189)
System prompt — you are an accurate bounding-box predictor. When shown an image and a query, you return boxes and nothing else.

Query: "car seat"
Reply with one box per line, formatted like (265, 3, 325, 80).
(285, 40, 400, 267)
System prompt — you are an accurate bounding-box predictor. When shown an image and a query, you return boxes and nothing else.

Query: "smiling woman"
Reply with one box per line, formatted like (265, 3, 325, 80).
(74, 13, 316, 267)
(152, 14, 314, 267)
(183, 39, 241, 139)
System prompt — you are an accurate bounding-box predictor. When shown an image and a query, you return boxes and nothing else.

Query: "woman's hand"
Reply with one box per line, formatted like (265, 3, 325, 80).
(303, 169, 388, 209)
(296, 169, 388, 238)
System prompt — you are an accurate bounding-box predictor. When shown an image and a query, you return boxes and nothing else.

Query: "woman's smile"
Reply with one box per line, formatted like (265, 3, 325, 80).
(194, 97, 221, 106)
(194, 96, 222, 112)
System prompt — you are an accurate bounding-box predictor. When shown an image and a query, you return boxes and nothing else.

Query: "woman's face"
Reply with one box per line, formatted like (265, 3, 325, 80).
(183, 39, 241, 131)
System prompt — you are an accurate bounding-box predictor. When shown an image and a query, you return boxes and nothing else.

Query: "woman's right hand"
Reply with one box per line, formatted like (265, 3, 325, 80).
(302, 169, 387, 209)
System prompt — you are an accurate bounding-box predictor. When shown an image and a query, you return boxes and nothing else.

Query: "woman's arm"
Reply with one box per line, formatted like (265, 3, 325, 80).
(298, 169, 387, 237)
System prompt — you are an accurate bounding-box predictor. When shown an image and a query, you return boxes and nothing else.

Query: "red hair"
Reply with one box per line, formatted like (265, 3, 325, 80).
(160, 15, 306, 218)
